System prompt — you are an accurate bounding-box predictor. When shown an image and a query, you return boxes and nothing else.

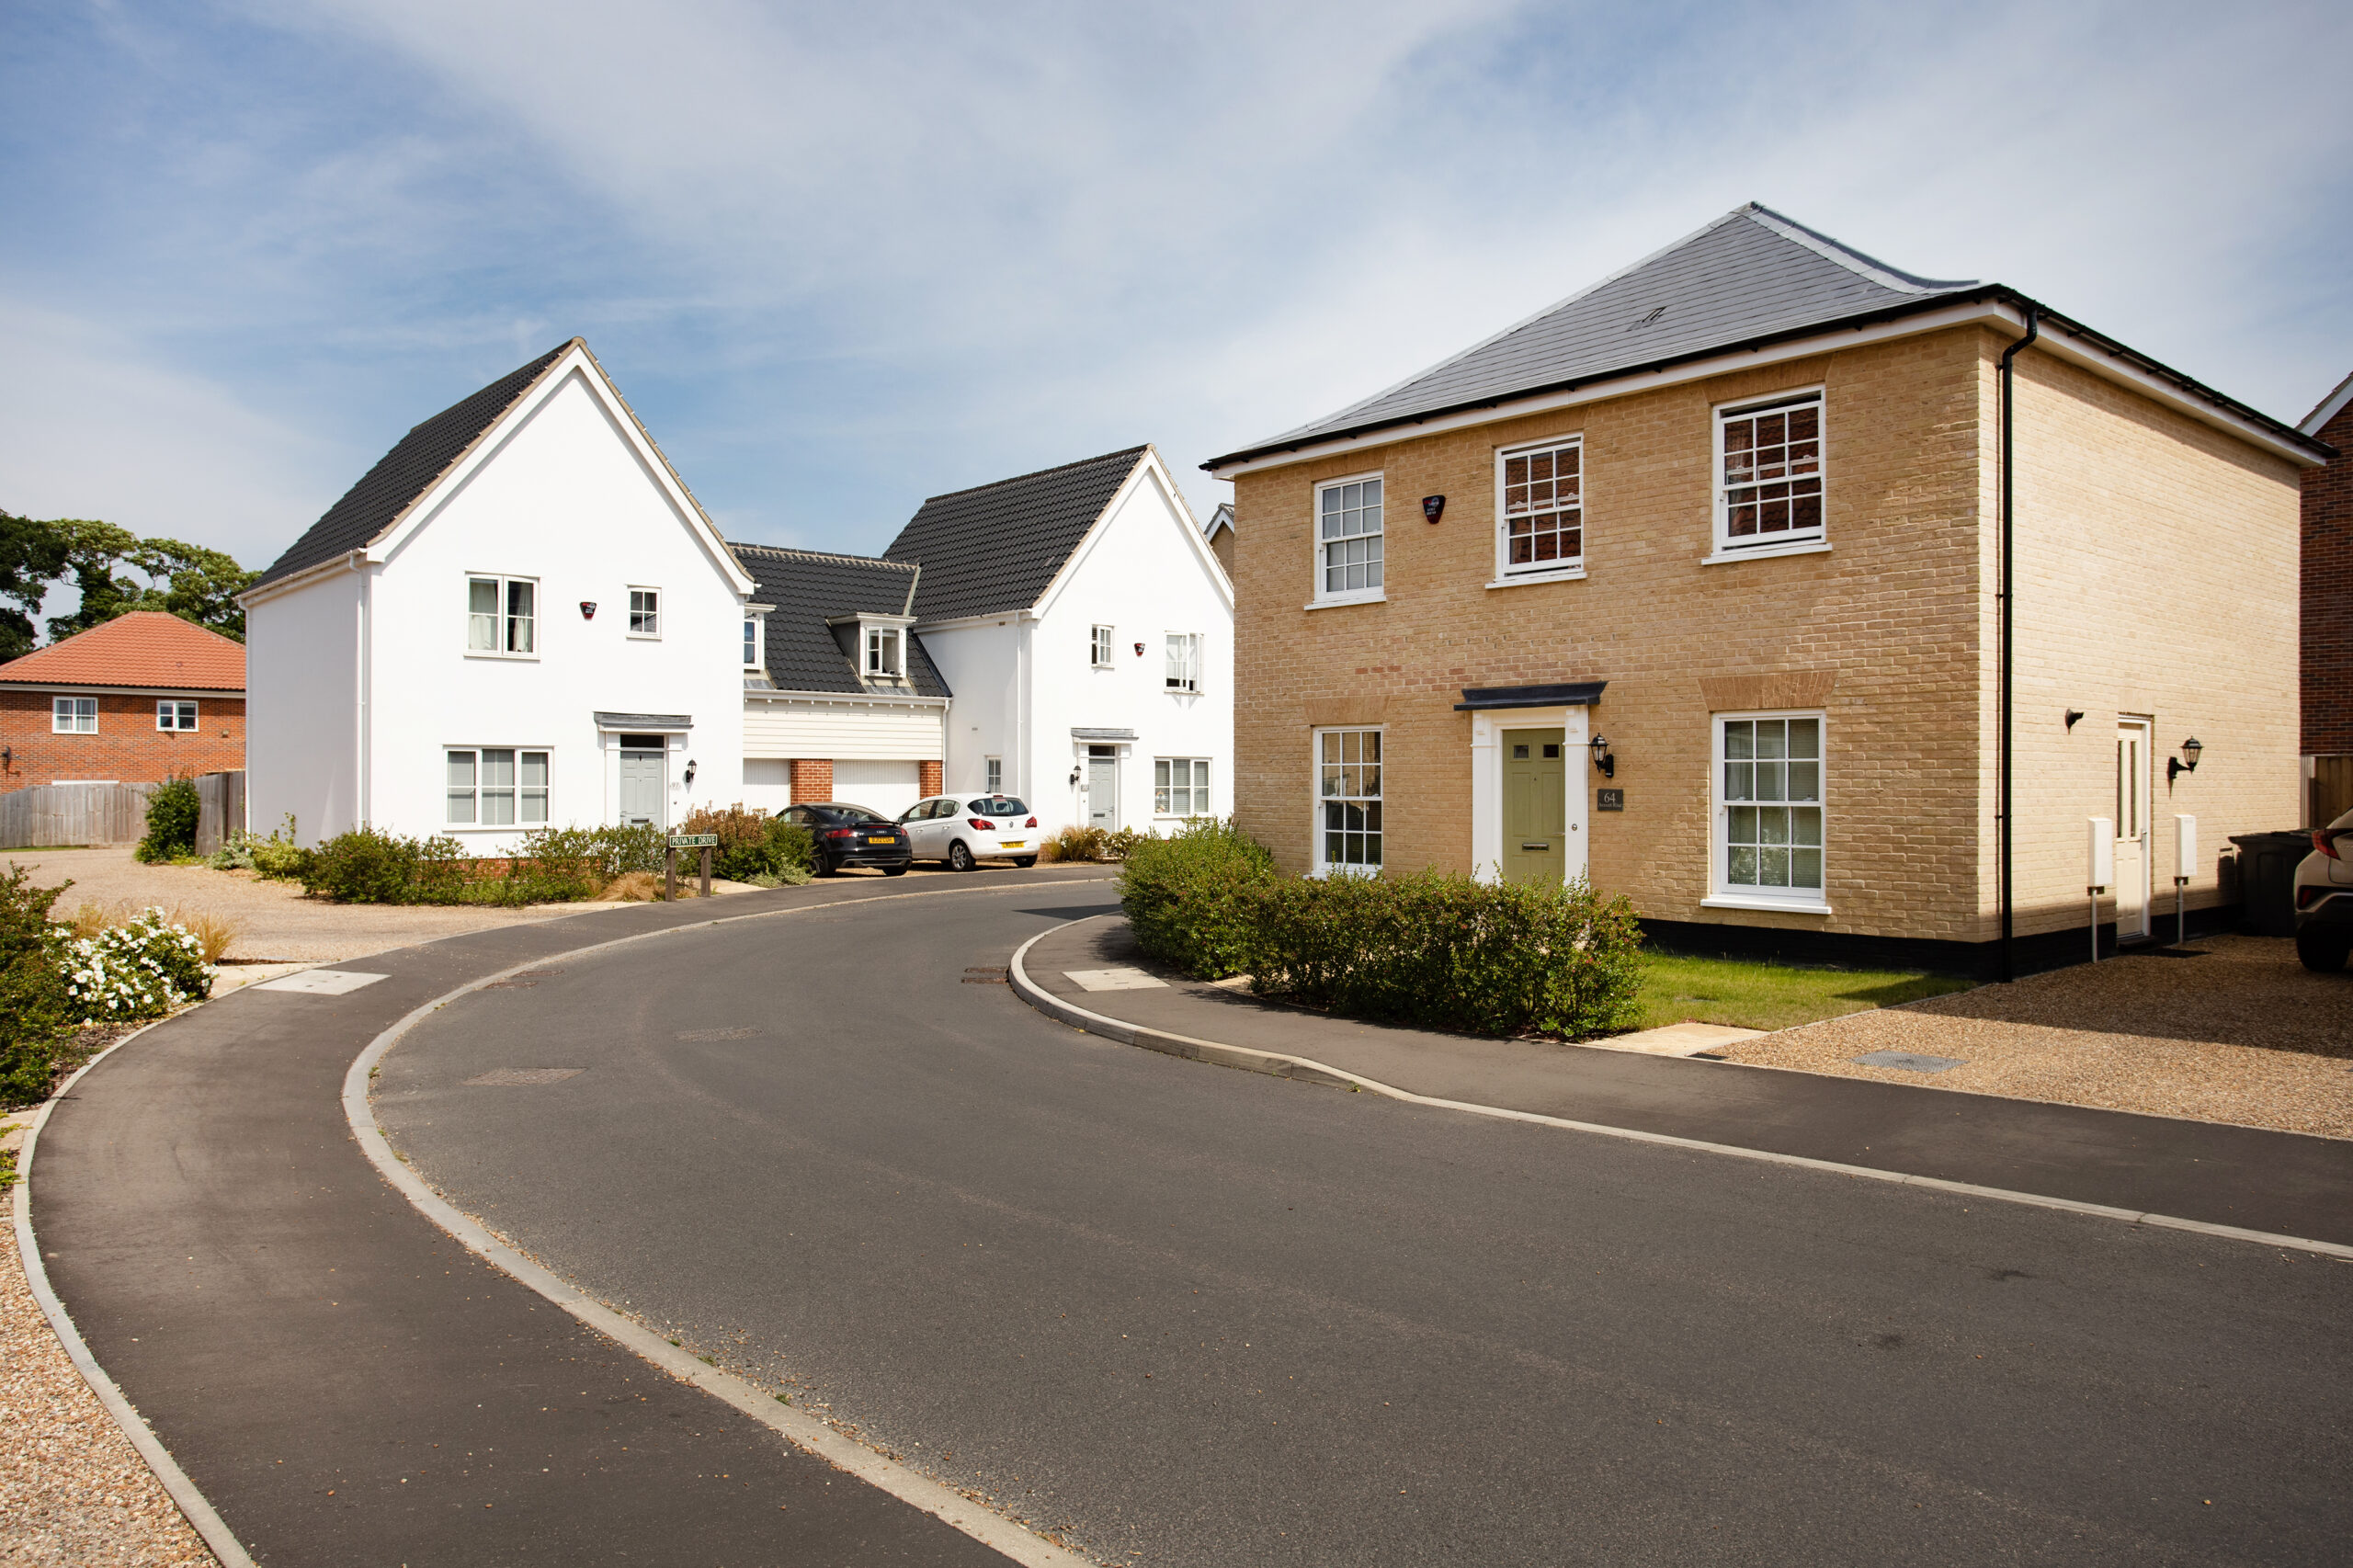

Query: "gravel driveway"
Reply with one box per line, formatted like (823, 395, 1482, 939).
(1721, 936, 2353, 1139)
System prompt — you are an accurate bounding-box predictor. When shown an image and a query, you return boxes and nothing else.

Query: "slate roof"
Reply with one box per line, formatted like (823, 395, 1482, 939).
(1206, 203, 2325, 469)
(252, 342, 574, 589)
(0, 611, 246, 691)
(731, 545, 951, 699)
(883, 447, 1148, 622)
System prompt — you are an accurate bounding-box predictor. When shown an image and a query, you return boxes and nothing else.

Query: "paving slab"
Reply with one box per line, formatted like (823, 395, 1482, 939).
(1017, 916, 2353, 1247)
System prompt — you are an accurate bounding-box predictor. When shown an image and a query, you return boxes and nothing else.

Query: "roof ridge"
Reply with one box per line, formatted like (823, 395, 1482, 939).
(1740, 203, 1975, 295)
(732, 542, 915, 569)
(918, 445, 1147, 505)
(2301, 369, 2353, 436)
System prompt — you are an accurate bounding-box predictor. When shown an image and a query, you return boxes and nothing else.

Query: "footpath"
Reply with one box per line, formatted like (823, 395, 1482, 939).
(1015, 917, 2353, 1250)
(23, 867, 1112, 1568)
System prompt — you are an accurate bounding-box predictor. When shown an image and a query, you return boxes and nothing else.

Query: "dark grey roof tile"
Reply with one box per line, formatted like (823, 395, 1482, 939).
(883, 447, 1147, 621)
(731, 545, 950, 699)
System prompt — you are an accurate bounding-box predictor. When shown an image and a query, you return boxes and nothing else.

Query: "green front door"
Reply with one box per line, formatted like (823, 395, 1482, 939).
(1501, 729, 1565, 886)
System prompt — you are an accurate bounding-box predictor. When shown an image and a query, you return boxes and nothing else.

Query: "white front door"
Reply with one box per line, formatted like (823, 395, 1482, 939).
(2115, 719, 2152, 941)
(619, 749, 665, 827)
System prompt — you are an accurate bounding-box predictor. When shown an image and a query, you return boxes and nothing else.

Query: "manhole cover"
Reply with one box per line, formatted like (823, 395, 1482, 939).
(676, 1027, 760, 1041)
(1852, 1051, 1966, 1074)
(462, 1068, 584, 1086)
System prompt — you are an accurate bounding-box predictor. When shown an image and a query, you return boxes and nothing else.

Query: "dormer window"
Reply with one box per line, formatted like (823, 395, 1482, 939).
(743, 608, 769, 670)
(866, 626, 904, 678)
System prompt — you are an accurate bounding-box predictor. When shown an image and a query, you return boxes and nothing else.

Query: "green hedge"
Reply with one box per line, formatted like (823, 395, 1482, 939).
(134, 776, 201, 863)
(0, 866, 73, 1106)
(1119, 826, 1644, 1040)
(301, 824, 671, 905)
(675, 804, 813, 882)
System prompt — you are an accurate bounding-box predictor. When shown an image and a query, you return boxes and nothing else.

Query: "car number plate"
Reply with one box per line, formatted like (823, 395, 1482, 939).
(868, 835, 894, 845)
(999, 840, 1025, 848)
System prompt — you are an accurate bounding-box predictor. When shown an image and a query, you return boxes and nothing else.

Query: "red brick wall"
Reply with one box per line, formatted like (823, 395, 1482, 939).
(2305, 403, 2353, 756)
(919, 759, 943, 797)
(0, 689, 244, 793)
(790, 758, 833, 803)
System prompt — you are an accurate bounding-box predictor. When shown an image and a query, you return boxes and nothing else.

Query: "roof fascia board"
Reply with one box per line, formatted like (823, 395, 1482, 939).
(908, 608, 1040, 633)
(1019, 451, 1149, 622)
(234, 549, 366, 608)
(1209, 295, 2325, 476)
(1029, 449, 1233, 622)
(2299, 369, 2353, 437)
(368, 347, 759, 597)
(746, 690, 950, 709)
(0, 681, 245, 697)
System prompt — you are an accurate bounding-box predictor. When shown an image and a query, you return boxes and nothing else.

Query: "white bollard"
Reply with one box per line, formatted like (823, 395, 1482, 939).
(2087, 817, 2114, 962)
(2173, 814, 2197, 948)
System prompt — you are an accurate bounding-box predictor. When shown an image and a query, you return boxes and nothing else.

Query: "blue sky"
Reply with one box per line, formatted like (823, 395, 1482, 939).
(3, 0, 2347, 578)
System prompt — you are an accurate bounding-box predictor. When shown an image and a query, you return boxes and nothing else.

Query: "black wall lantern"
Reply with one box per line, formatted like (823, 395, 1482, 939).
(684, 758, 698, 787)
(2166, 736, 2201, 785)
(1588, 733, 1616, 779)
(580, 600, 597, 619)
(1423, 494, 1446, 524)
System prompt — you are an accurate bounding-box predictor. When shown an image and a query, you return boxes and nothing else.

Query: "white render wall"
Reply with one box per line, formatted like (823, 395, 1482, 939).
(244, 567, 361, 846)
(927, 460, 1233, 834)
(249, 363, 750, 850)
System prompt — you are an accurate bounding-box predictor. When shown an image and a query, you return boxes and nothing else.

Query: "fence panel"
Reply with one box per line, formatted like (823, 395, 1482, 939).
(0, 782, 159, 850)
(194, 771, 247, 857)
(2314, 756, 2353, 831)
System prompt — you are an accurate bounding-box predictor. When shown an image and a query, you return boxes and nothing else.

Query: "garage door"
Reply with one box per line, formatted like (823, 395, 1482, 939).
(830, 760, 923, 819)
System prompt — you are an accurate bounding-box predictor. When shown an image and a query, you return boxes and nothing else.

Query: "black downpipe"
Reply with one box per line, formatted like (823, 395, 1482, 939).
(1998, 306, 2039, 983)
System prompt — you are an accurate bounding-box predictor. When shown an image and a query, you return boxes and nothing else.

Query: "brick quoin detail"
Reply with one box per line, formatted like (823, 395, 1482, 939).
(2303, 401, 2353, 756)
(0, 690, 245, 793)
(919, 759, 943, 797)
(790, 757, 833, 803)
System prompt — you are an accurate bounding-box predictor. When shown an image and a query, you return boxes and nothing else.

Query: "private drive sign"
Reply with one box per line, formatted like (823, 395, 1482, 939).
(668, 834, 719, 848)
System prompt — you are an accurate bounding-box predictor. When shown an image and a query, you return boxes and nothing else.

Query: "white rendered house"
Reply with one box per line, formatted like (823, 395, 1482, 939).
(240, 339, 757, 849)
(883, 446, 1233, 833)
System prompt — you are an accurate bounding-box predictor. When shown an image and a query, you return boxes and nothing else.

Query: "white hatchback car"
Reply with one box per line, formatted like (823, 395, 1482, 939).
(898, 792, 1041, 871)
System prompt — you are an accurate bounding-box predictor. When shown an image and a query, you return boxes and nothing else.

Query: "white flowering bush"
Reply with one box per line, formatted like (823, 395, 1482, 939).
(50, 907, 213, 1024)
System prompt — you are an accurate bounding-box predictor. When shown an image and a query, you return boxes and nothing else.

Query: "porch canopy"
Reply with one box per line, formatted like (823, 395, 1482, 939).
(1453, 681, 1606, 711)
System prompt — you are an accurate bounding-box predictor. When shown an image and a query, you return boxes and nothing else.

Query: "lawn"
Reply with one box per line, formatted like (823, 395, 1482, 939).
(1631, 952, 1975, 1034)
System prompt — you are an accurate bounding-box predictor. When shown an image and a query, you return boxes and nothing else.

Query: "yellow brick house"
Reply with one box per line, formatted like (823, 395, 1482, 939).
(1203, 205, 2333, 976)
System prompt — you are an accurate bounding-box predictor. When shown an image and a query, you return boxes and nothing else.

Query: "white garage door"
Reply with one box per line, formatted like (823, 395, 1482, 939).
(830, 760, 923, 819)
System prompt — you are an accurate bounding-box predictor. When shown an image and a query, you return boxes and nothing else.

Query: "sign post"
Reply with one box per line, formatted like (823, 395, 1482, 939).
(668, 834, 718, 901)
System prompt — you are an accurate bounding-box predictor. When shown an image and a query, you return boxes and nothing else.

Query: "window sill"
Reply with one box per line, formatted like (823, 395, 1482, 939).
(1486, 566, 1586, 589)
(463, 651, 541, 662)
(1700, 894, 1832, 915)
(1305, 592, 1387, 610)
(442, 824, 550, 834)
(628, 633, 663, 642)
(1700, 539, 1830, 566)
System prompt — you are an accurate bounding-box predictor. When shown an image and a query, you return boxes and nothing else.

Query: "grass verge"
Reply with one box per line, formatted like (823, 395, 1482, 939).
(1632, 953, 1973, 1033)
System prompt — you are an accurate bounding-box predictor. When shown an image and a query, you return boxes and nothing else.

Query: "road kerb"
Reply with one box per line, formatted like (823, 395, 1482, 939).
(1006, 921, 2353, 1263)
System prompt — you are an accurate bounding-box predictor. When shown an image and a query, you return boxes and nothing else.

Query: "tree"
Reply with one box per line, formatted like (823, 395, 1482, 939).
(0, 512, 68, 663)
(0, 511, 258, 648)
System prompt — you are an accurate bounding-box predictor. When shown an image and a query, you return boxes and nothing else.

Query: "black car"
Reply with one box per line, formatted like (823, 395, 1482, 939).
(783, 801, 913, 876)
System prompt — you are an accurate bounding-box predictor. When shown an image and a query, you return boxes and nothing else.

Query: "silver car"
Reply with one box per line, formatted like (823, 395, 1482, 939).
(2294, 807, 2353, 971)
(897, 793, 1040, 871)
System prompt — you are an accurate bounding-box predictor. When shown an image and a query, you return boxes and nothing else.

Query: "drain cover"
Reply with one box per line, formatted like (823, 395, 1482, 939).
(1852, 1051, 1965, 1074)
(462, 1068, 584, 1086)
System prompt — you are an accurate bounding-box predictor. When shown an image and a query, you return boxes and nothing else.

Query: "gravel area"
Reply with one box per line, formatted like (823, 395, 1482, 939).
(4, 1119, 217, 1565)
(1722, 936, 2353, 1139)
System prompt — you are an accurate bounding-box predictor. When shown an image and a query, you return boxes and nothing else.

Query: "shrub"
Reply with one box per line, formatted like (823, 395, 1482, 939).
(765, 815, 816, 878)
(302, 826, 425, 903)
(676, 803, 789, 882)
(51, 907, 213, 1026)
(1120, 819, 1278, 980)
(248, 815, 314, 881)
(1243, 869, 1644, 1040)
(0, 866, 74, 1107)
(135, 776, 202, 863)
(1042, 824, 1112, 863)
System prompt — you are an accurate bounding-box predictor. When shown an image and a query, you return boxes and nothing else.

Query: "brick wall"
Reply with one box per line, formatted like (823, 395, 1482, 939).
(0, 688, 244, 793)
(920, 758, 943, 797)
(1229, 324, 2303, 949)
(790, 757, 833, 802)
(2303, 401, 2353, 756)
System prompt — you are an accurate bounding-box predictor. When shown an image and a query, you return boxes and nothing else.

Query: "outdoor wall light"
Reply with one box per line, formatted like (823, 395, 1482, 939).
(684, 759, 698, 786)
(2064, 709, 2085, 731)
(1588, 733, 1616, 779)
(2166, 737, 2201, 785)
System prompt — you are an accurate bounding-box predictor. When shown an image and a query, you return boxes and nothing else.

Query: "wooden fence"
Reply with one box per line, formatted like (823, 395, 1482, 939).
(2315, 756, 2353, 830)
(0, 782, 159, 850)
(195, 770, 247, 857)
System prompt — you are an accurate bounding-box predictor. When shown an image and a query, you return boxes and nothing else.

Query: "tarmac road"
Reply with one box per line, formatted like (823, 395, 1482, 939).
(375, 881, 2353, 1567)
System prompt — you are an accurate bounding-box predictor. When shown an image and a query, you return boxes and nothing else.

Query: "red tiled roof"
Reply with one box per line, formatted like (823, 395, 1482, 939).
(0, 612, 246, 691)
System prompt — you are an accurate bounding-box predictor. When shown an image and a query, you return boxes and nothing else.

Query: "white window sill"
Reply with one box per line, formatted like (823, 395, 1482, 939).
(628, 633, 663, 642)
(463, 651, 541, 662)
(442, 824, 550, 834)
(1700, 894, 1832, 915)
(1700, 539, 1830, 566)
(1305, 592, 1387, 610)
(1486, 566, 1586, 589)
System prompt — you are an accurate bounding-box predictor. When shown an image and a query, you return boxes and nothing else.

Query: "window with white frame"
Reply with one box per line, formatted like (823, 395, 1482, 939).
(52, 696, 97, 733)
(1315, 728, 1382, 872)
(467, 574, 538, 654)
(1498, 437, 1584, 575)
(743, 616, 761, 669)
(628, 587, 661, 638)
(1155, 757, 1211, 816)
(446, 747, 550, 826)
(156, 700, 199, 732)
(1715, 714, 1824, 900)
(866, 626, 903, 678)
(1091, 625, 1114, 668)
(1715, 392, 1824, 551)
(1315, 475, 1383, 599)
(985, 756, 1003, 793)
(1165, 632, 1202, 693)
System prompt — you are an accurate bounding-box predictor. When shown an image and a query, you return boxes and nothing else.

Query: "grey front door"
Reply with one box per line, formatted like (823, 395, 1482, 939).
(619, 749, 665, 827)
(1086, 753, 1118, 830)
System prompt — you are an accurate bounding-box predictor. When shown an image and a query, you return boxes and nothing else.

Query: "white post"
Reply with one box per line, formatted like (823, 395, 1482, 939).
(2173, 814, 2197, 949)
(2087, 817, 2115, 963)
